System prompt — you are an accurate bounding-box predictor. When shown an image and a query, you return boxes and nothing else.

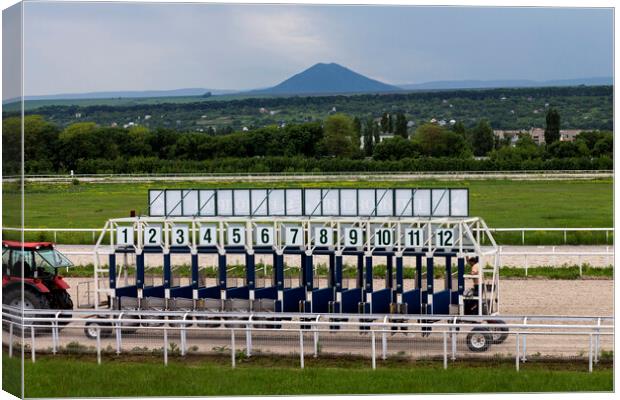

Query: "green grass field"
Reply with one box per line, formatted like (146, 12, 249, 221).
(3, 179, 612, 228)
(2, 353, 612, 397)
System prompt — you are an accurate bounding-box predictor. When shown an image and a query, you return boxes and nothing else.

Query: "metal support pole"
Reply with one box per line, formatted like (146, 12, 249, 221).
(313, 316, 320, 358)
(9, 323, 13, 358)
(246, 316, 253, 358)
(115, 313, 123, 355)
(96, 327, 101, 365)
(52, 323, 57, 355)
(521, 334, 527, 362)
(382, 316, 387, 361)
(443, 330, 448, 370)
(163, 327, 168, 366)
(451, 326, 457, 361)
(31, 326, 36, 363)
(371, 331, 376, 370)
(515, 333, 520, 372)
(299, 330, 305, 369)
(181, 314, 188, 356)
(231, 329, 236, 368)
(588, 334, 593, 373)
(595, 318, 601, 364)
(521, 230, 525, 245)
(564, 230, 567, 244)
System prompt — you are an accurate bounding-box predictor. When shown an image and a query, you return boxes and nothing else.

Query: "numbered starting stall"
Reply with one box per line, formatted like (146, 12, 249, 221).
(93, 188, 500, 320)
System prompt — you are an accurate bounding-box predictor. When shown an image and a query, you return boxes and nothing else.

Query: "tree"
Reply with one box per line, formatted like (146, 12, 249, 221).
(320, 114, 358, 158)
(362, 118, 375, 157)
(394, 113, 408, 138)
(380, 112, 390, 133)
(373, 136, 419, 160)
(412, 123, 469, 157)
(544, 109, 561, 144)
(352, 117, 362, 137)
(470, 120, 495, 156)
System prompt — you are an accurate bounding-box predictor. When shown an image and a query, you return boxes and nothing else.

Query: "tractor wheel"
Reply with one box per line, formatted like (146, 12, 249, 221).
(487, 320, 509, 344)
(466, 327, 492, 352)
(4, 287, 51, 310)
(2, 288, 52, 335)
(84, 320, 113, 340)
(50, 291, 74, 327)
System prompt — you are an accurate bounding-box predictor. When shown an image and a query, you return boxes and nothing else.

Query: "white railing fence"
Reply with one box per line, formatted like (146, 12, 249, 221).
(2, 226, 614, 245)
(2, 307, 612, 372)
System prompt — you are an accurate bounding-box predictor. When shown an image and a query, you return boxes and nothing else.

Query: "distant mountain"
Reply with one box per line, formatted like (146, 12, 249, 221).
(5, 87, 235, 103)
(399, 77, 613, 91)
(251, 63, 401, 95)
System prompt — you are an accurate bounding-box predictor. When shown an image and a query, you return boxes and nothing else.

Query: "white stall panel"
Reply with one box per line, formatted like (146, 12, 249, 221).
(304, 189, 322, 216)
(413, 189, 431, 216)
(234, 189, 250, 216)
(450, 189, 468, 217)
(198, 190, 216, 216)
(431, 189, 450, 216)
(322, 189, 339, 215)
(149, 190, 166, 216)
(268, 189, 286, 216)
(165, 190, 183, 216)
(251, 189, 269, 216)
(395, 189, 413, 217)
(376, 189, 393, 216)
(358, 189, 376, 216)
(182, 190, 199, 216)
(286, 189, 303, 215)
(217, 190, 233, 216)
(340, 189, 357, 216)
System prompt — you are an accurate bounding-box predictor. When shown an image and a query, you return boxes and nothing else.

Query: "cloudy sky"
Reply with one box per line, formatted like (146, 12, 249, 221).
(2, 2, 614, 99)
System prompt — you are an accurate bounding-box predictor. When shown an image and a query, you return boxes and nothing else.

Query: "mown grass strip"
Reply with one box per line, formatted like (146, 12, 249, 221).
(2, 352, 611, 397)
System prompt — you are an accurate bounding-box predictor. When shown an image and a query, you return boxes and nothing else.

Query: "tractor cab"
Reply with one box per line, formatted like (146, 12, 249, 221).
(2, 240, 73, 279)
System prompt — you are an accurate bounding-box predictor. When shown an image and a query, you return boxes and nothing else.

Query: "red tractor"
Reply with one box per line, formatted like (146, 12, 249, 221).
(2, 240, 74, 311)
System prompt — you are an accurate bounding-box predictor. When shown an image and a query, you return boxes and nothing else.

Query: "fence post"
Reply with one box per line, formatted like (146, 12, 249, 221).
(163, 326, 168, 366)
(443, 330, 448, 370)
(521, 334, 527, 362)
(371, 331, 376, 370)
(588, 334, 593, 373)
(524, 255, 528, 277)
(451, 319, 457, 361)
(299, 330, 305, 369)
(31, 326, 36, 363)
(521, 230, 525, 245)
(231, 329, 236, 369)
(181, 313, 188, 356)
(54, 230, 57, 243)
(563, 230, 567, 244)
(595, 318, 601, 364)
(381, 316, 388, 361)
(115, 313, 123, 355)
(515, 332, 519, 372)
(242, 316, 251, 358)
(97, 327, 101, 365)
(313, 315, 320, 358)
(9, 323, 13, 358)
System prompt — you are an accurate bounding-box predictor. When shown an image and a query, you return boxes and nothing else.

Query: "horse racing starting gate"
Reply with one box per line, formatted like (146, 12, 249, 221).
(92, 188, 500, 321)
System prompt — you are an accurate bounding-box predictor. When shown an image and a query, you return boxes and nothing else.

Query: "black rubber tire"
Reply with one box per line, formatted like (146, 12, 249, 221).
(466, 327, 492, 352)
(84, 320, 113, 340)
(2, 287, 52, 335)
(487, 320, 509, 344)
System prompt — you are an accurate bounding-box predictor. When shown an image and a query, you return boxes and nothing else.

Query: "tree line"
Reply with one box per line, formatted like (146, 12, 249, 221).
(1, 111, 612, 175)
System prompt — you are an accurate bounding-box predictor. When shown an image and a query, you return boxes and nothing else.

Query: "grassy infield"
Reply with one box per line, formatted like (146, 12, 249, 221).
(1, 178, 614, 395)
(2, 353, 613, 397)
